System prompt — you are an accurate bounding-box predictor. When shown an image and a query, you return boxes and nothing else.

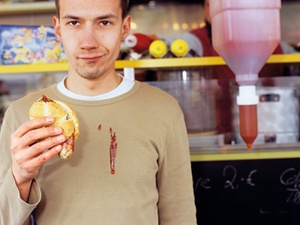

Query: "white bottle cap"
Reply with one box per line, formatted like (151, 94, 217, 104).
(237, 85, 259, 105)
(124, 34, 137, 48)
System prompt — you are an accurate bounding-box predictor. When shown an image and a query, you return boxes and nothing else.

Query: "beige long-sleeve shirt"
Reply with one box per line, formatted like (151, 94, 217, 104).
(0, 82, 197, 225)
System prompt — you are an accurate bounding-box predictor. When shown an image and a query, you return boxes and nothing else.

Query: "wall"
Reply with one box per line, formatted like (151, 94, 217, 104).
(0, 12, 54, 26)
(0, 2, 299, 45)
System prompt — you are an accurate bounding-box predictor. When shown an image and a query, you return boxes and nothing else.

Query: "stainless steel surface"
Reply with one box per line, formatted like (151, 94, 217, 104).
(148, 68, 217, 133)
(256, 87, 299, 143)
(234, 77, 300, 145)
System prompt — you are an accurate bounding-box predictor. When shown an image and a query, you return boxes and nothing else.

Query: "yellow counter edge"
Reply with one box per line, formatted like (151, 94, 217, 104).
(190, 150, 300, 162)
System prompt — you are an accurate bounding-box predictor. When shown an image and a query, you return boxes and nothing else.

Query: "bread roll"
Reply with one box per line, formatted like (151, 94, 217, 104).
(29, 95, 80, 159)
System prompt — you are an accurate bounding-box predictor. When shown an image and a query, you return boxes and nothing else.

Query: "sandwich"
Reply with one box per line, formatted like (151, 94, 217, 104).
(29, 95, 80, 159)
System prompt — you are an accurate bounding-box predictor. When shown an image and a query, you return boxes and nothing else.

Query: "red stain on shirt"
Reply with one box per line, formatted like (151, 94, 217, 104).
(110, 127, 117, 174)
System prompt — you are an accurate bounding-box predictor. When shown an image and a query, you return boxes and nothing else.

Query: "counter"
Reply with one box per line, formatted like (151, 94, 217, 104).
(191, 143, 300, 225)
(190, 143, 300, 161)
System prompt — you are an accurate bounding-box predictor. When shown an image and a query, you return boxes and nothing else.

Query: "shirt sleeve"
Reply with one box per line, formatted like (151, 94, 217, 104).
(0, 168, 41, 225)
(0, 106, 41, 225)
(157, 113, 197, 225)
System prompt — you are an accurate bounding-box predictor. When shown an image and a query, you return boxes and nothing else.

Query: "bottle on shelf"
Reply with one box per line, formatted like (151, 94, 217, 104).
(124, 33, 154, 54)
(124, 33, 159, 60)
(149, 38, 198, 59)
(149, 40, 168, 58)
(210, 0, 281, 150)
(170, 39, 189, 57)
(170, 39, 200, 57)
(161, 32, 203, 58)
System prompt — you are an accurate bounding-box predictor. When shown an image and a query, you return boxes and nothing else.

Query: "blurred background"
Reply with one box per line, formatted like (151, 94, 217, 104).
(1, 0, 300, 146)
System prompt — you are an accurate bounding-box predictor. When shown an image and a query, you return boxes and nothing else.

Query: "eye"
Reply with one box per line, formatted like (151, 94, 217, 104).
(100, 20, 111, 27)
(68, 21, 80, 27)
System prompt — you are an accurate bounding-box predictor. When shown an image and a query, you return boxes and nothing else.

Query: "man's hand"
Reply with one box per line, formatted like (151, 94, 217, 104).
(10, 116, 66, 201)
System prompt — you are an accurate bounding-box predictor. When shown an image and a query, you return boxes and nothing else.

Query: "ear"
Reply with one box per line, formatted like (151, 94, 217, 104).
(53, 16, 62, 41)
(121, 15, 131, 41)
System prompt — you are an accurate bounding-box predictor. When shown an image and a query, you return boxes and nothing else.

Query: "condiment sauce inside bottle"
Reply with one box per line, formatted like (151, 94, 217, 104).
(239, 104, 258, 150)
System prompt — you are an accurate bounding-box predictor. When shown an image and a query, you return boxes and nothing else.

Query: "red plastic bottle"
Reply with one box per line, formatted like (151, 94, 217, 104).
(124, 33, 153, 54)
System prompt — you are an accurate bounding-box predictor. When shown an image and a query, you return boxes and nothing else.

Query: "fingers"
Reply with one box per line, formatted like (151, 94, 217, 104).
(26, 134, 66, 160)
(11, 124, 66, 161)
(12, 116, 55, 139)
(22, 126, 64, 149)
(11, 116, 63, 149)
(10, 117, 67, 189)
(34, 144, 63, 165)
(11, 116, 66, 170)
(11, 136, 65, 186)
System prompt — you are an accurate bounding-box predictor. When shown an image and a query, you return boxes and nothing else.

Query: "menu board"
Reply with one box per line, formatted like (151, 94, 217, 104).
(192, 158, 300, 225)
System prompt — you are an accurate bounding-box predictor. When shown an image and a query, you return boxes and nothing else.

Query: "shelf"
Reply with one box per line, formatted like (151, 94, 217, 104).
(191, 149, 300, 162)
(1, 54, 300, 74)
(190, 143, 300, 162)
(0, 1, 55, 15)
(0, 62, 68, 74)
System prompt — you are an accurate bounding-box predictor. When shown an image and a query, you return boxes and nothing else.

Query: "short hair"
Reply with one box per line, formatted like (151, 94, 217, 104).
(54, 0, 129, 20)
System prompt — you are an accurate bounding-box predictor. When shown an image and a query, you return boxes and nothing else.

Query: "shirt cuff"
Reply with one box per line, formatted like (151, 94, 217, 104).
(7, 168, 41, 207)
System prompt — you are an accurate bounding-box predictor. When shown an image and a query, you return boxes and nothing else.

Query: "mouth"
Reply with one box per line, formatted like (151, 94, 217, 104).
(78, 55, 103, 62)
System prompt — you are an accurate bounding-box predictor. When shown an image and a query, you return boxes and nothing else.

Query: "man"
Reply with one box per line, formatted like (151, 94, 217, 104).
(0, 0, 197, 224)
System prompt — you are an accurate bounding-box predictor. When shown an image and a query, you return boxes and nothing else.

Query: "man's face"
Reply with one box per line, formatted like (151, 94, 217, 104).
(53, 0, 130, 80)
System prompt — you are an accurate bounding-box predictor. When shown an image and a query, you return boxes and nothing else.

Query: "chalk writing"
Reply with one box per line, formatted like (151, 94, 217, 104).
(194, 164, 257, 190)
(223, 165, 257, 189)
(195, 177, 211, 191)
(280, 168, 300, 204)
(192, 159, 300, 224)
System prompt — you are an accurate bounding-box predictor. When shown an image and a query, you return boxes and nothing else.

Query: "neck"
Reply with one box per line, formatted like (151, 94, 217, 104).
(64, 73, 122, 96)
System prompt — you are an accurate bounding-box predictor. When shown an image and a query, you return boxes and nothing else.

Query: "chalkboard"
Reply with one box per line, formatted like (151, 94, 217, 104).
(192, 158, 300, 225)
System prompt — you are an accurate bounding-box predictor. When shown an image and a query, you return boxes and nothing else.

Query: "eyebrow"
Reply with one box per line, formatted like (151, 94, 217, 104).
(62, 13, 118, 21)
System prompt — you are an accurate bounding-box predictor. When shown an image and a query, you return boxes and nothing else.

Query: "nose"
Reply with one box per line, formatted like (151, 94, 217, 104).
(80, 25, 99, 50)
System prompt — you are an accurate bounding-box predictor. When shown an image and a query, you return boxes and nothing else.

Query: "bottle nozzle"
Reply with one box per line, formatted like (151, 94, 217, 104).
(237, 86, 259, 150)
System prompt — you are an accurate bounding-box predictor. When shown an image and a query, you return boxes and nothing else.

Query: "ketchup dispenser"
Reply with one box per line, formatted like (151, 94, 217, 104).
(210, 0, 281, 150)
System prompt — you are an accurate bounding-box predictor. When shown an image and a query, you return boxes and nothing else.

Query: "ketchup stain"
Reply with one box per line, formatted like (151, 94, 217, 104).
(97, 124, 118, 174)
(110, 127, 117, 174)
(40, 95, 54, 102)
